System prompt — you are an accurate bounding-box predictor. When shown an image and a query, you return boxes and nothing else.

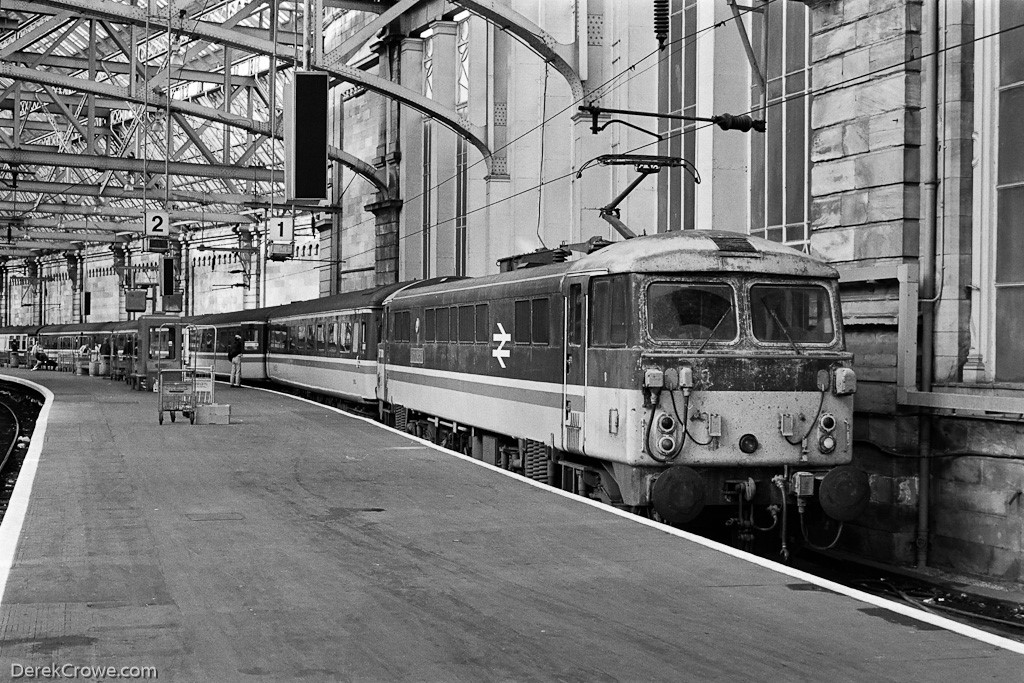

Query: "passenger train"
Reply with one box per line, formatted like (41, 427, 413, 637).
(0, 231, 870, 550)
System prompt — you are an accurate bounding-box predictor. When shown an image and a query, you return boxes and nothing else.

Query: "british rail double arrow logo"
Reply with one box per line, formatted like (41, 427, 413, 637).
(492, 323, 511, 368)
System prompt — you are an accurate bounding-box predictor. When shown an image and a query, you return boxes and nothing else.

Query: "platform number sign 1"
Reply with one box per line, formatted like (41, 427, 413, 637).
(267, 216, 294, 243)
(144, 210, 170, 237)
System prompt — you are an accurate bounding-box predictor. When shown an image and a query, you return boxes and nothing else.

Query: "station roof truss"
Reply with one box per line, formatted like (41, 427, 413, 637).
(0, 0, 594, 259)
(0, 0, 417, 257)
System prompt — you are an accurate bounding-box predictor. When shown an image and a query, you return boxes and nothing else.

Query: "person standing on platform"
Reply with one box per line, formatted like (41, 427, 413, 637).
(228, 334, 244, 387)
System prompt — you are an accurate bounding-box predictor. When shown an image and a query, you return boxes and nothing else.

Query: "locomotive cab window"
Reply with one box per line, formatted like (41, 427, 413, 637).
(591, 276, 630, 347)
(647, 282, 737, 343)
(750, 283, 835, 344)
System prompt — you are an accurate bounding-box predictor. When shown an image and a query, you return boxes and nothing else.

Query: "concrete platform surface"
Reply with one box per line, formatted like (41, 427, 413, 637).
(0, 369, 1020, 682)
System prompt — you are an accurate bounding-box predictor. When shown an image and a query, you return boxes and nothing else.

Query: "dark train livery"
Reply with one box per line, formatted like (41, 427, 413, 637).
(0, 231, 870, 546)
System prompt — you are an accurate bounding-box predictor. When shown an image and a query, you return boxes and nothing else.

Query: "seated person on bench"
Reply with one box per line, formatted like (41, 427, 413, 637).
(30, 342, 52, 371)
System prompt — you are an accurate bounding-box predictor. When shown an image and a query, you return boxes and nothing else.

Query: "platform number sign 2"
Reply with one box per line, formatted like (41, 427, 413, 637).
(267, 216, 294, 243)
(144, 211, 170, 237)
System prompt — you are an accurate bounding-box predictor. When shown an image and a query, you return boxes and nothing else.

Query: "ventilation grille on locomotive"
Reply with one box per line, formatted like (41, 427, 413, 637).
(522, 440, 549, 482)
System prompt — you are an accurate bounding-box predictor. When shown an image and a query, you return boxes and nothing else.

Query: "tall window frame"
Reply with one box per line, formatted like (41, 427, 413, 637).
(657, 0, 698, 232)
(748, 1, 810, 251)
(972, 1, 1024, 383)
(421, 36, 434, 279)
(455, 17, 470, 276)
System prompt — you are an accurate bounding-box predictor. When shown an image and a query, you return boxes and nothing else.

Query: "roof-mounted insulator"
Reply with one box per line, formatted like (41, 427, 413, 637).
(654, 0, 670, 51)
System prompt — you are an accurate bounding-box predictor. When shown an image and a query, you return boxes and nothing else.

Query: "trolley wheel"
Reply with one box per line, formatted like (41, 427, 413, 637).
(170, 411, 176, 423)
(158, 412, 164, 425)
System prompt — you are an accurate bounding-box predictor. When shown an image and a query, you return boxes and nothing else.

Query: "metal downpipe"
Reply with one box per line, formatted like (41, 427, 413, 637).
(917, 0, 940, 569)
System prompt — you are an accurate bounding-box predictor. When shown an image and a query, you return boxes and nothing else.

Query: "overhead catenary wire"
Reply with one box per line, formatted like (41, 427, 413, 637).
(263, 1, 773, 283)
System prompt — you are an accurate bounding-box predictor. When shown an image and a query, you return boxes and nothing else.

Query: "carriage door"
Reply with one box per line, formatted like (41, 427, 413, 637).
(562, 279, 587, 454)
(376, 307, 389, 402)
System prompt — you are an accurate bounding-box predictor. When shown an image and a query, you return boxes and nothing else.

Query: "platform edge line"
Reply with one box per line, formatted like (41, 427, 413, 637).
(0, 375, 55, 608)
(251, 385, 1024, 656)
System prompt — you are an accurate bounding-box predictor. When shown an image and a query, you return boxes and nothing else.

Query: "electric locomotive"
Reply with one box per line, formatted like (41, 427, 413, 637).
(381, 230, 869, 545)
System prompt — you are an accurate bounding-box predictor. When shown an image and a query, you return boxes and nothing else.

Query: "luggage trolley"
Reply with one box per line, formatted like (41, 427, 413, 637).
(155, 322, 195, 425)
(157, 368, 195, 424)
(183, 324, 217, 408)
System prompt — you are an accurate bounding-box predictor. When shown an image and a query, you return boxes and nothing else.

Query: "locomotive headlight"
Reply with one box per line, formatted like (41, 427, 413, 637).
(819, 434, 837, 454)
(819, 413, 836, 432)
(657, 414, 676, 433)
(738, 433, 759, 454)
(657, 435, 677, 455)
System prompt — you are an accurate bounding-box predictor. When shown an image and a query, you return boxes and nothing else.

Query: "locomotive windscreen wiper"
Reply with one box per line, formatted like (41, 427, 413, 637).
(761, 299, 803, 355)
(694, 303, 734, 354)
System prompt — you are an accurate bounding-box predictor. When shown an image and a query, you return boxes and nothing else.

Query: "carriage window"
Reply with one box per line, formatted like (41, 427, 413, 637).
(270, 329, 287, 352)
(751, 284, 835, 344)
(148, 328, 175, 360)
(306, 325, 315, 350)
(354, 321, 363, 352)
(449, 307, 459, 342)
(436, 308, 449, 342)
(647, 282, 736, 342)
(316, 323, 325, 351)
(340, 321, 354, 352)
(425, 309, 436, 342)
(591, 276, 630, 347)
(327, 322, 338, 353)
(459, 306, 475, 343)
(475, 304, 488, 342)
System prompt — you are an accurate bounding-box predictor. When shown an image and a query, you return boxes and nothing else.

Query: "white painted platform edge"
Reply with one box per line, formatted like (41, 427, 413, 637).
(0, 375, 54, 607)
(256, 385, 1024, 657)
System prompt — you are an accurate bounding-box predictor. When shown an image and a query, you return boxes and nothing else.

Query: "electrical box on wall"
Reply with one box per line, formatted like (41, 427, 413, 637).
(125, 289, 148, 312)
(162, 293, 183, 313)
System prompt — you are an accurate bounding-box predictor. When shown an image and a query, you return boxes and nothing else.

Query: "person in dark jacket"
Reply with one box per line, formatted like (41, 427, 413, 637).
(227, 334, 244, 387)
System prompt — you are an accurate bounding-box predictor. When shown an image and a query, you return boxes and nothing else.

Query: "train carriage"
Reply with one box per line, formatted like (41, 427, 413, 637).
(264, 281, 434, 403)
(186, 309, 269, 382)
(0, 325, 35, 368)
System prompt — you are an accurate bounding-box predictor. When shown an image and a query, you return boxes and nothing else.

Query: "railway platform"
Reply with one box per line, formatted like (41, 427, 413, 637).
(0, 369, 1020, 682)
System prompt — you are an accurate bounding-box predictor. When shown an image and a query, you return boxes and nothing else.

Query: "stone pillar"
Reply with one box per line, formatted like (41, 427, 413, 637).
(0, 258, 8, 327)
(110, 244, 128, 321)
(234, 225, 258, 310)
(428, 20, 459, 277)
(398, 37, 424, 280)
(317, 211, 335, 297)
(65, 251, 82, 323)
(807, 1, 923, 568)
(25, 259, 40, 326)
(572, 1, 611, 244)
(366, 198, 403, 285)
